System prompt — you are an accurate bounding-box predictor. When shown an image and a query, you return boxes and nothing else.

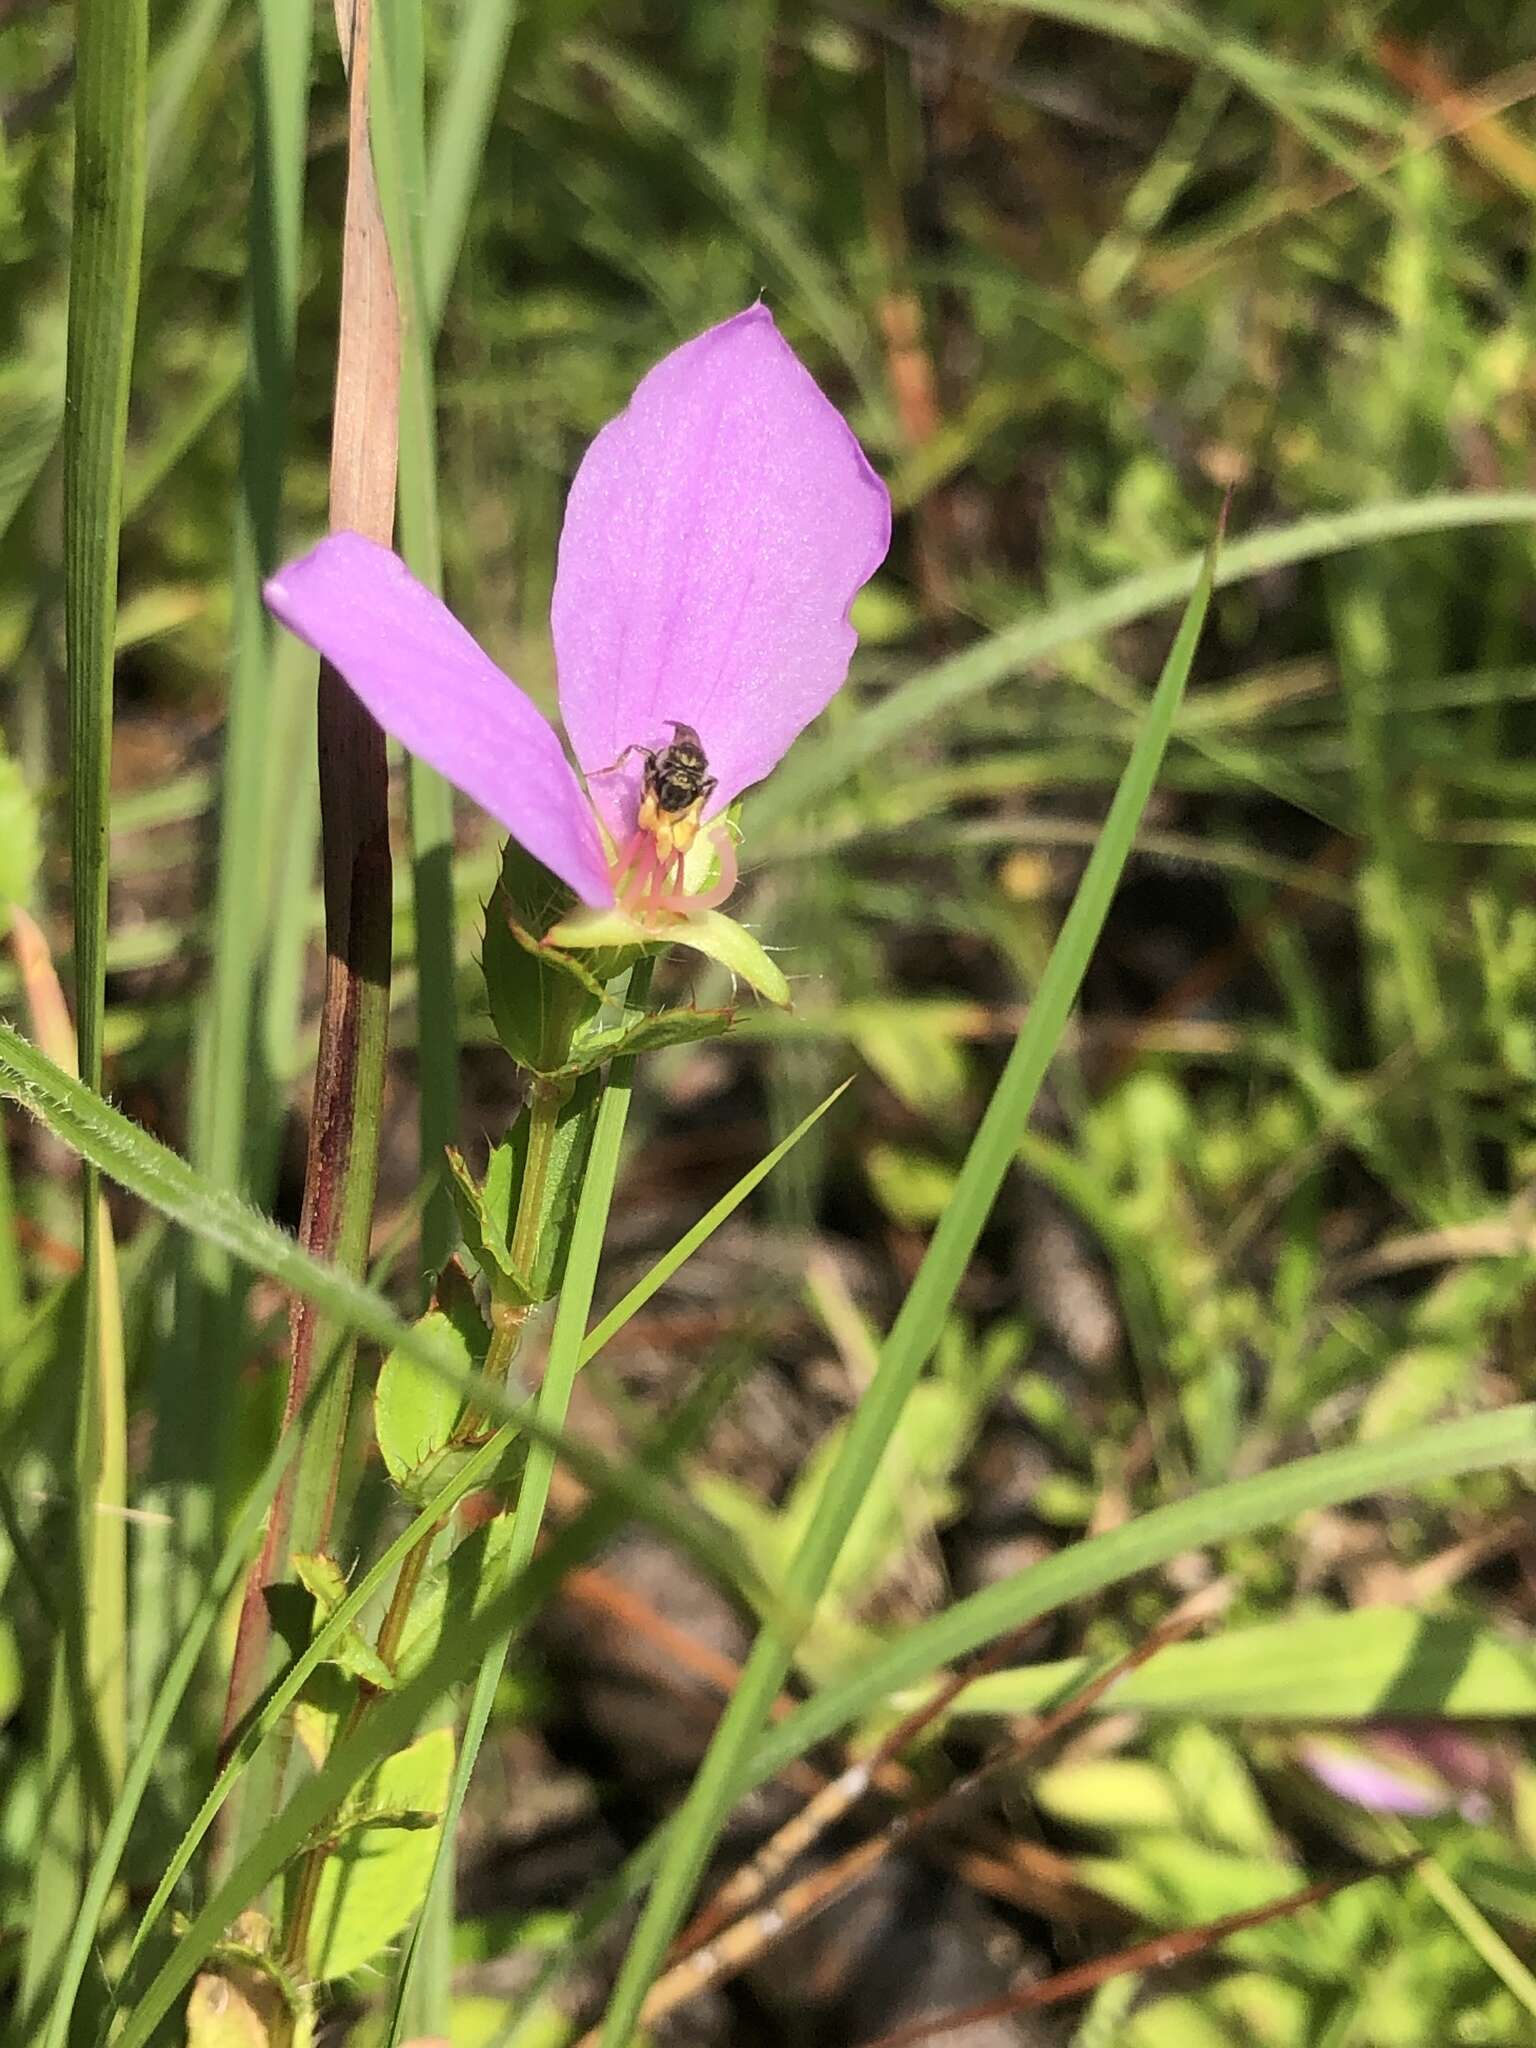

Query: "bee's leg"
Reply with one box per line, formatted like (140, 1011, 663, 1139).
(700, 776, 718, 809)
(591, 742, 652, 780)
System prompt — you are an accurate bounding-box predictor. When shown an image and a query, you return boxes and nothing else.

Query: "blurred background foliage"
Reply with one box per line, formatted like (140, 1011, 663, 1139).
(5, 0, 1536, 2043)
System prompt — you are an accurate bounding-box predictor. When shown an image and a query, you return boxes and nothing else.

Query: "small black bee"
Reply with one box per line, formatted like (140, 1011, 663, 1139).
(604, 721, 717, 859)
(643, 722, 714, 820)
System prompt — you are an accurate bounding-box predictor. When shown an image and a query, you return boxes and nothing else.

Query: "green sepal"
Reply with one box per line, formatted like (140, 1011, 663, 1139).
(545, 903, 791, 1007)
(291, 1553, 396, 1692)
(556, 1004, 738, 1077)
(481, 841, 602, 1071)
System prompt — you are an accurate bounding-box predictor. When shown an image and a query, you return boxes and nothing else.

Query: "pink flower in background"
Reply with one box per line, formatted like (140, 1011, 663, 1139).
(264, 306, 890, 921)
(1301, 1729, 1500, 1824)
(1302, 1739, 1452, 1818)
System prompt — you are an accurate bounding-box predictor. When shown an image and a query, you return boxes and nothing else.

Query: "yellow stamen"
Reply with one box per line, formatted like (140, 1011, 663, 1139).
(638, 788, 707, 863)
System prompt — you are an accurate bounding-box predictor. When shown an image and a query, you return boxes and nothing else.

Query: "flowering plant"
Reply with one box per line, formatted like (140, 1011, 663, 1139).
(266, 306, 890, 1009)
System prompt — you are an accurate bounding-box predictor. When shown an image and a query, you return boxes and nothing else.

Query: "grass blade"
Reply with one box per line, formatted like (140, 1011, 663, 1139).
(742, 1408, 1536, 1782)
(748, 491, 1536, 835)
(23, 0, 147, 2013)
(580, 1078, 853, 1364)
(423, 0, 521, 328)
(594, 520, 1225, 2042)
(926, 1607, 1536, 1725)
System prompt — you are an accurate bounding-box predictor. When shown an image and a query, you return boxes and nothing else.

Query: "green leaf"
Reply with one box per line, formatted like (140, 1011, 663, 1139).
(375, 1309, 474, 1501)
(1033, 1758, 1183, 1833)
(0, 740, 41, 936)
(946, 1609, 1536, 1724)
(481, 842, 601, 1072)
(307, 1726, 455, 1983)
(0, 1618, 22, 1723)
(292, 1555, 395, 1692)
(445, 1153, 516, 1287)
(1166, 1725, 1276, 1858)
(450, 1085, 603, 1305)
(1077, 1839, 1299, 1927)
(783, 1381, 972, 1613)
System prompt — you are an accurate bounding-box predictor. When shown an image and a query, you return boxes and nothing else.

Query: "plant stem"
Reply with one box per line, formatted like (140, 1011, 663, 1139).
(218, 0, 401, 1870)
(508, 1078, 563, 1287)
(24, 0, 145, 2014)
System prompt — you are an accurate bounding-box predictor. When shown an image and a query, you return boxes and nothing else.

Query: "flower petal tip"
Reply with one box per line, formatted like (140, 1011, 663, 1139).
(553, 305, 891, 818)
(261, 531, 615, 909)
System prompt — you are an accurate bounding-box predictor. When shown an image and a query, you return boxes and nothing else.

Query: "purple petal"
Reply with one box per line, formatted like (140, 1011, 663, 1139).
(1301, 1741, 1450, 1817)
(264, 534, 614, 907)
(551, 304, 891, 831)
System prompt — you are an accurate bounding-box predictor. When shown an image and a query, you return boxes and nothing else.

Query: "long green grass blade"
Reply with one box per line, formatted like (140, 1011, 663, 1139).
(933, 1608, 1536, 1724)
(744, 1406, 1536, 1779)
(595, 521, 1224, 2043)
(1405, 1840, 1536, 2021)
(24, 0, 148, 2014)
(958, 0, 1402, 132)
(580, 1078, 853, 1363)
(749, 492, 1536, 835)
(422, 0, 520, 328)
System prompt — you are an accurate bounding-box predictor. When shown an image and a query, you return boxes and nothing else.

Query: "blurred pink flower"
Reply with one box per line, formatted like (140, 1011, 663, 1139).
(265, 306, 890, 920)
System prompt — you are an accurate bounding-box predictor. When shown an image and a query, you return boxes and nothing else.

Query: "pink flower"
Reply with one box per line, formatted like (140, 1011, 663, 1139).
(264, 307, 890, 922)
